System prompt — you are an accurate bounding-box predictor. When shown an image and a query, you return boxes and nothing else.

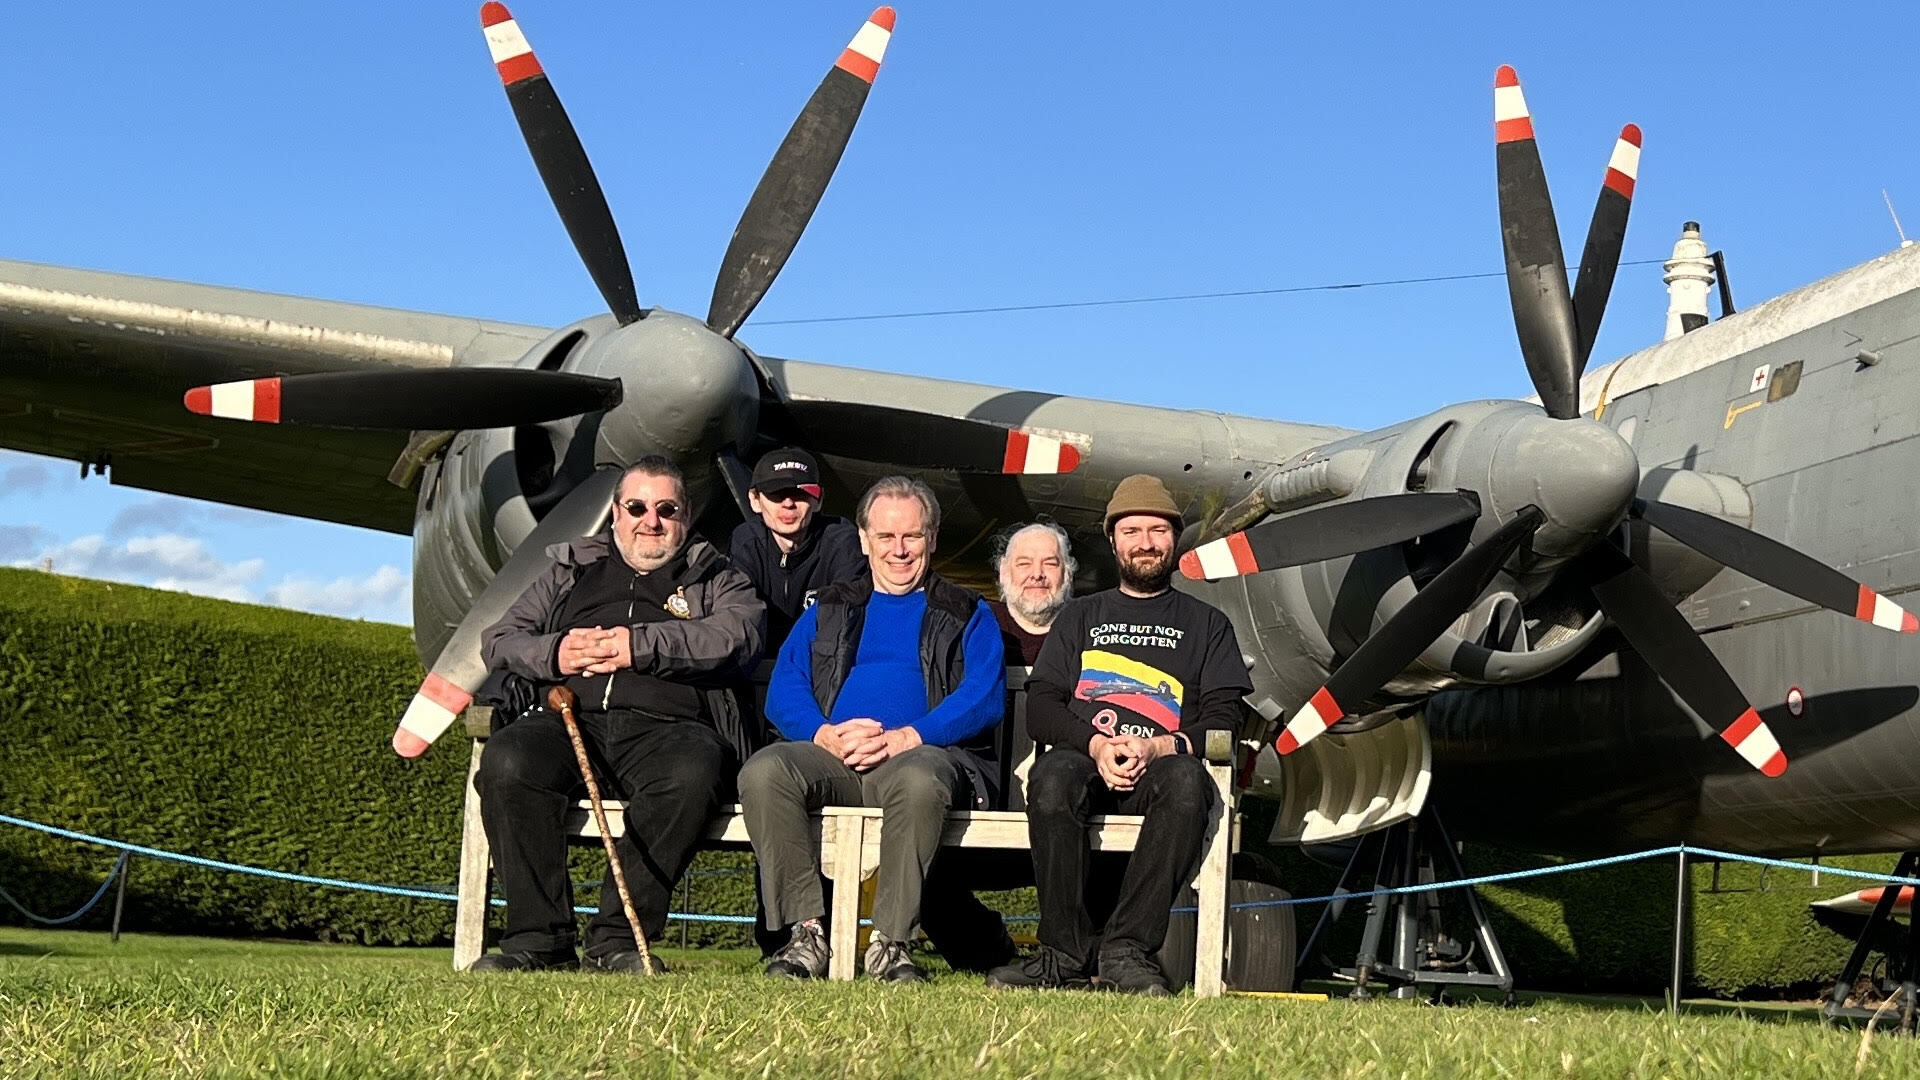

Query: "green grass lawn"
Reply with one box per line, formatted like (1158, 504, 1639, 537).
(4, 927, 1918, 1079)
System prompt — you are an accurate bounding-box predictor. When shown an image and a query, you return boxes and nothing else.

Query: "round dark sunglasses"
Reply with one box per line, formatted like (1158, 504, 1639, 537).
(618, 498, 681, 521)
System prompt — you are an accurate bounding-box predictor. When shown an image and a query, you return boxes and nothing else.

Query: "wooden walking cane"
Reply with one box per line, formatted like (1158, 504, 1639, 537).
(546, 685, 655, 975)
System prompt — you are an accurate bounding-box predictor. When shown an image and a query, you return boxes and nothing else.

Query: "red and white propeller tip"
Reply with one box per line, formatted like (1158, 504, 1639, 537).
(1274, 687, 1343, 755)
(834, 7, 896, 84)
(1603, 124, 1643, 199)
(480, 2, 544, 86)
(1721, 708, 1788, 777)
(1493, 65, 1534, 144)
(1857, 585, 1920, 633)
(1180, 533, 1259, 581)
(393, 673, 474, 758)
(184, 378, 282, 423)
(1002, 431, 1081, 475)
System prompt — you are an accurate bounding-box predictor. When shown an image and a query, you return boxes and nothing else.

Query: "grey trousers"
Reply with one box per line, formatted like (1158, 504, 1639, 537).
(739, 740, 961, 941)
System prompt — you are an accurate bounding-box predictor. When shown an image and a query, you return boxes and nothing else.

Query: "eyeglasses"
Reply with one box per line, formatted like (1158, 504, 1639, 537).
(617, 498, 681, 521)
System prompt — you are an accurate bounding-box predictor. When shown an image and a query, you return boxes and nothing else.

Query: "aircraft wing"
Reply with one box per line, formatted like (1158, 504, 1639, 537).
(0, 259, 548, 533)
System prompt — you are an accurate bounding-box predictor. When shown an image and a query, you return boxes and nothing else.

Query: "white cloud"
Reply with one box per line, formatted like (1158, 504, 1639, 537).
(14, 532, 409, 625)
(265, 565, 411, 624)
(29, 532, 266, 599)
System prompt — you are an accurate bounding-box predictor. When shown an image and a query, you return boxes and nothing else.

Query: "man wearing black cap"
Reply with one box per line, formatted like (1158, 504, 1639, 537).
(988, 473, 1251, 996)
(729, 448, 866, 648)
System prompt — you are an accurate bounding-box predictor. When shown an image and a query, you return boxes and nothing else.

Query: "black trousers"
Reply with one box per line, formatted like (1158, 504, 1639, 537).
(475, 707, 733, 957)
(1024, 748, 1214, 968)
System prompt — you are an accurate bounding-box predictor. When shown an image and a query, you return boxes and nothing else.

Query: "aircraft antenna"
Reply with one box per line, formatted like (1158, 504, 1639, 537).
(1883, 188, 1914, 248)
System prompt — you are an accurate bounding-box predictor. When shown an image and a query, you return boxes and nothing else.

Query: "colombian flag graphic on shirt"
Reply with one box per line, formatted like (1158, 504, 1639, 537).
(1074, 649, 1185, 731)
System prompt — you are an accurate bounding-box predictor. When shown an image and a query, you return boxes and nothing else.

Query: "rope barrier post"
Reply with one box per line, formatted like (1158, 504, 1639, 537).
(1670, 847, 1688, 1015)
(680, 875, 691, 950)
(110, 853, 132, 943)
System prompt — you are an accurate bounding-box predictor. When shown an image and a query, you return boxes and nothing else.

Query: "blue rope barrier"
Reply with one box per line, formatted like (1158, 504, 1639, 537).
(0, 813, 754, 925)
(0, 851, 130, 925)
(8, 812, 1920, 929)
(1201, 843, 1920, 913)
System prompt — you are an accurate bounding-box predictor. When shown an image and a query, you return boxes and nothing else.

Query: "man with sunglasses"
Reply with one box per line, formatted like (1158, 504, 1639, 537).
(471, 456, 766, 975)
(727, 447, 864, 648)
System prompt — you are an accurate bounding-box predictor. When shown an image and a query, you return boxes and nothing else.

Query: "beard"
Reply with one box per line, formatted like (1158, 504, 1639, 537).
(1001, 582, 1068, 627)
(1115, 548, 1174, 593)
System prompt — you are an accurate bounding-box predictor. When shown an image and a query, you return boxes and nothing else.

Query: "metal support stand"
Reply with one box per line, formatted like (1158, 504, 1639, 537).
(110, 854, 132, 944)
(1670, 849, 1687, 1014)
(680, 875, 691, 950)
(1324, 808, 1514, 1003)
(1823, 850, 1920, 1032)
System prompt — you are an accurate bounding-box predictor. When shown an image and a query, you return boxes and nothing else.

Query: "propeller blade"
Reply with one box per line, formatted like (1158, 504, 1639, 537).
(1494, 65, 1582, 420)
(781, 400, 1083, 474)
(1582, 544, 1787, 776)
(706, 7, 896, 338)
(481, 3, 644, 326)
(1275, 507, 1543, 755)
(184, 369, 622, 431)
(1635, 499, 1917, 633)
(1571, 124, 1642, 374)
(1181, 492, 1481, 581)
(393, 466, 622, 757)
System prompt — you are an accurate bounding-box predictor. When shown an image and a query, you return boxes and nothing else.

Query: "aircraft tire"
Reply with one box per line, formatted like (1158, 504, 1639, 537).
(1157, 854, 1297, 992)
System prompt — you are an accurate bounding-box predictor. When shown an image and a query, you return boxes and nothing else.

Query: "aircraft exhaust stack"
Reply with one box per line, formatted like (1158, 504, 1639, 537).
(1663, 221, 1715, 339)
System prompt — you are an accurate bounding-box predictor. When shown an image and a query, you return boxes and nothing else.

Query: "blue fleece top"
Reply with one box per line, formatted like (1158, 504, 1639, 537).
(765, 589, 1005, 746)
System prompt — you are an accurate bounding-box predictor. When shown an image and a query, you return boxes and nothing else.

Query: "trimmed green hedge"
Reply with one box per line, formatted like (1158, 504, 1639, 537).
(0, 569, 760, 946)
(0, 568, 1892, 991)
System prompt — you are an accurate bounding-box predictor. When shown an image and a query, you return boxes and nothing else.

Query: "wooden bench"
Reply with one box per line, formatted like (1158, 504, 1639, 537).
(451, 668, 1242, 995)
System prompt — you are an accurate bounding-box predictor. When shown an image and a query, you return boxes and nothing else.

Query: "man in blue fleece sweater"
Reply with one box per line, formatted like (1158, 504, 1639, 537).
(739, 475, 1004, 984)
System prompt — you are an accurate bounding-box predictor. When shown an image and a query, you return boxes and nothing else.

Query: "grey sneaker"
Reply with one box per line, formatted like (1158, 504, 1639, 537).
(765, 919, 830, 980)
(863, 932, 928, 983)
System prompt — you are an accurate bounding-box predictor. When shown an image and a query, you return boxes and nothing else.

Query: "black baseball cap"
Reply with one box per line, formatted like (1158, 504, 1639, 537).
(750, 447, 823, 499)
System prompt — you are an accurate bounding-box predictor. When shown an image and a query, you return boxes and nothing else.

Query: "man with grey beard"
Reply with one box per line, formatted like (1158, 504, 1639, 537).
(920, 521, 1077, 971)
(987, 521, 1075, 666)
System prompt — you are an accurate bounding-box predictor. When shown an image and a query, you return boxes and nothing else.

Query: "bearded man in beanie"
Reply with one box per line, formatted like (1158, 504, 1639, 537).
(988, 474, 1251, 996)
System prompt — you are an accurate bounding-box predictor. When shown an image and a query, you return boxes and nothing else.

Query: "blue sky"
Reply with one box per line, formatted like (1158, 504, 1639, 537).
(4, 0, 1916, 626)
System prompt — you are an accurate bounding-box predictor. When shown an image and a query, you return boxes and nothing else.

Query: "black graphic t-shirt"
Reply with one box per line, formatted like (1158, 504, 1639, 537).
(1026, 588, 1251, 749)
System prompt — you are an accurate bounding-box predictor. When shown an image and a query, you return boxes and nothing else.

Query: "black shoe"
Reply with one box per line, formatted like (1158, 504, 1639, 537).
(986, 948, 1093, 991)
(863, 933, 929, 984)
(1097, 948, 1172, 997)
(467, 949, 579, 973)
(584, 949, 668, 975)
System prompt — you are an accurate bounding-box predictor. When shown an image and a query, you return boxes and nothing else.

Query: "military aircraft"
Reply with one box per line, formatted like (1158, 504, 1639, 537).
(4, 5, 1919, 876)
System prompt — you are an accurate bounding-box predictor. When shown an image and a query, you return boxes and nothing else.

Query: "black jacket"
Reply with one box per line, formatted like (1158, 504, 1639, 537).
(478, 533, 767, 762)
(727, 513, 865, 646)
(808, 573, 1002, 810)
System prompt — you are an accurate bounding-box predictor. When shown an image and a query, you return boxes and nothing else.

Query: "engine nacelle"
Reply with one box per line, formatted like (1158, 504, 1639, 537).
(1183, 401, 1627, 729)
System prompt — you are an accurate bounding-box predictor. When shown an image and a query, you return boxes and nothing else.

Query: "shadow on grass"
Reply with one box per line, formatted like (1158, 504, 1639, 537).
(0, 941, 59, 957)
(1446, 984, 1830, 1028)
